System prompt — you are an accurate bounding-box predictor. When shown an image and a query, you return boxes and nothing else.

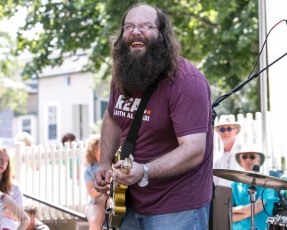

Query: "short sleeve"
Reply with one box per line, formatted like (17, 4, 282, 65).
(84, 167, 94, 183)
(168, 66, 211, 137)
(10, 182, 23, 207)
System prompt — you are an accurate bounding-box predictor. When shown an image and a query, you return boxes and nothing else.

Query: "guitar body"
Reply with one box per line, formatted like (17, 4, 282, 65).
(108, 149, 131, 228)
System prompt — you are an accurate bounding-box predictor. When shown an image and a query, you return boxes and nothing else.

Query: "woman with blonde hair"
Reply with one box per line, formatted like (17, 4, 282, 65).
(84, 134, 107, 230)
(0, 146, 25, 229)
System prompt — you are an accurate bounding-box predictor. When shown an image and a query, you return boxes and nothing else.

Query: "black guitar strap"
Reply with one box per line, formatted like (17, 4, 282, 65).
(120, 81, 157, 160)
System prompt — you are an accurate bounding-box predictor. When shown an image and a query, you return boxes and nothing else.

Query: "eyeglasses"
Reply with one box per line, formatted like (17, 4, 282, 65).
(123, 23, 158, 32)
(241, 154, 256, 160)
(219, 127, 233, 133)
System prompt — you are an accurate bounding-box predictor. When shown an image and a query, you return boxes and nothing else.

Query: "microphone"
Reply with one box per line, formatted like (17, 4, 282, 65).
(252, 164, 260, 172)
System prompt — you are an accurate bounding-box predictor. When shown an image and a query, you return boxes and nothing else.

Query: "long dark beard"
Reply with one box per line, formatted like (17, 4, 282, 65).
(112, 36, 170, 98)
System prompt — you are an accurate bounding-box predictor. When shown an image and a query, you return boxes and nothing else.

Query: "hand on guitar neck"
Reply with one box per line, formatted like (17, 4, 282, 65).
(106, 151, 134, 227)
(94, 151, 147, 228)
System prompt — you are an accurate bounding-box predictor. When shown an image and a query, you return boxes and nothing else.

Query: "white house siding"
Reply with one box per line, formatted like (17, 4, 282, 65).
(38, 71, 94, 144)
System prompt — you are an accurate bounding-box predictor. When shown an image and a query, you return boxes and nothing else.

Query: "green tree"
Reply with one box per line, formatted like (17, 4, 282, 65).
(1, 0, 259, 114)
(0, 29, 28, 113)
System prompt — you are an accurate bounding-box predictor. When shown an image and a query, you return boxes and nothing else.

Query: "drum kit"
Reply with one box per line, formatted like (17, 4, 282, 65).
(213, 168, 287, 230)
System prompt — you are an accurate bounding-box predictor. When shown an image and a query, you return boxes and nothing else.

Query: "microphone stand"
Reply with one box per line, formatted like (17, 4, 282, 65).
(248, 178, 258, 230)
(212, 51, 287, 123)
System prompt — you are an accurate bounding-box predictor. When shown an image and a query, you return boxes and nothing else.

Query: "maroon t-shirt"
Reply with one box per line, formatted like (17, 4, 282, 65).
(108, 57, 213, 215)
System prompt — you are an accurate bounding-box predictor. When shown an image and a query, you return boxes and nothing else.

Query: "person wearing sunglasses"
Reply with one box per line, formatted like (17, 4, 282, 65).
(213, 115, 243, 187)
(231, 144, 279, 230)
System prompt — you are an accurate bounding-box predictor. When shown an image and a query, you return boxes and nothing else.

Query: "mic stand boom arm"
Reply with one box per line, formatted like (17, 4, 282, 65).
(212, 51, 287, 112)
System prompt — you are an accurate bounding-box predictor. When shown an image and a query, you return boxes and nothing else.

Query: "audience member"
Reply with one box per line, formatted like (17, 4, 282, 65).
(0, 191, 30, 230)
(61, 133, 78, 178)
(14, 131, 34, 147)
(24, 205, 50, 230)
(0, 146, 25, 229)
(232, 143, 279, 230)
(84, 134, 106, 230)
(214, 114, 243, 186)
(61, 133, 76, 145)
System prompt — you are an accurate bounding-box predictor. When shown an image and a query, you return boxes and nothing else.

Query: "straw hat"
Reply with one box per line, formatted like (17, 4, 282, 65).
(215, 115, 241, 134)
(235, 143, 265, 166)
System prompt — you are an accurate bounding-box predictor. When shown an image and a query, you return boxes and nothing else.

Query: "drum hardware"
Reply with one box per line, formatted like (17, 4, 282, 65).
(213, 168, 287, 230)
(266, 215, 287, 229)
(248, 178, 258, 230)
(273, 201, 287, 217)
(276, 190, 287, 210)
(273, 190, 287, 219)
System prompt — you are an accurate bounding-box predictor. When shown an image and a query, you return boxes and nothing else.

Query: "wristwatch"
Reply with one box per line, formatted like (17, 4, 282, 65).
(138, 164, 149, 187)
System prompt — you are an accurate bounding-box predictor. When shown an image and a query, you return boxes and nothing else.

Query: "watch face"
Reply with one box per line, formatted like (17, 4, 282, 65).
(138, 179, 149, 187)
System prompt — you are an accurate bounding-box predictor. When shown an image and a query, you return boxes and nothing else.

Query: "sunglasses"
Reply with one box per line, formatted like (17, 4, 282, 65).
(219, 127, 233, 133)
(241, 154, 256, 160)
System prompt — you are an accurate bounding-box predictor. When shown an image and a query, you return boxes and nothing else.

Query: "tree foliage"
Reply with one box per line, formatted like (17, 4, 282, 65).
(0, 28, 28, 113)
(0, 0, 260, 114)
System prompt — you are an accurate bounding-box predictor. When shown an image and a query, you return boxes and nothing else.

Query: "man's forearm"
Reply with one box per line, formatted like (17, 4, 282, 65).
(232, 212, 249, 222)
(147, 133, 206, 179)
(100, 111, 121, 166)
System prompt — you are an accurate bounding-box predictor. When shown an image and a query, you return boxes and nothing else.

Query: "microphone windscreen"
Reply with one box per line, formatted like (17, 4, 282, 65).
(252, 164, 260, 172)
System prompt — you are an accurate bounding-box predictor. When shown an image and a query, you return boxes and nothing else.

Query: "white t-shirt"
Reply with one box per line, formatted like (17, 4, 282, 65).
(213, 140, 244, 187)
(0, 181, 23, 229)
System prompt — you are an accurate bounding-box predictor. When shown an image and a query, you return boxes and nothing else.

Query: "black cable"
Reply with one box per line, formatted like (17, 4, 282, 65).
(212, 19, 287, 109)
(247, 19, 287, 79)
(261, 187, 272, 217)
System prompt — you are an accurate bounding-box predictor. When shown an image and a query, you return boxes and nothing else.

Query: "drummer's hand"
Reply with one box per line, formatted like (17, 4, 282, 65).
(94, 165, 112, 198)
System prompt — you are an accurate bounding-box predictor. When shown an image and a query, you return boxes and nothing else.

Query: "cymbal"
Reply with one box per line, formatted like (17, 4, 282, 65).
(213, 169, 287, 190)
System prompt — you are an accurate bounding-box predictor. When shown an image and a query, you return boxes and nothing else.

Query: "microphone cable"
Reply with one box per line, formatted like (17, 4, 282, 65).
(212, 19, 287, 107)
(247, 19, 287, 79)
(261, 187, 272, 217)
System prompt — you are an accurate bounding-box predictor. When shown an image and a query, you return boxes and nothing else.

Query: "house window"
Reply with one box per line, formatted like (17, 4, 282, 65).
(22, 118, 32, 134)
(97, 98, 108, 120)
(48, 106, 57, 140)
(64, 75, 71, 86)
(72, 104, 89, 141)
(100, 100, 108, 119)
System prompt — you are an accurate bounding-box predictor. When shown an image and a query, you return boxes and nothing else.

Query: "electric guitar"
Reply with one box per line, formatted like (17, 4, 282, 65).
(108, 149, 133, 227)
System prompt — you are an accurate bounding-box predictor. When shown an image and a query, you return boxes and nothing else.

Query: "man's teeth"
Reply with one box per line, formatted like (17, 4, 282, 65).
(132, 42, 144, 45)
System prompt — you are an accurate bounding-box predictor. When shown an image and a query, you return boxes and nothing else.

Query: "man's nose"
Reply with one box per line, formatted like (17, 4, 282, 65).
(131, 26, 142, 35)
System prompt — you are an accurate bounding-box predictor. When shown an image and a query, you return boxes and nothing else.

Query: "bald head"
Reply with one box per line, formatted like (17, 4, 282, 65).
(125, 4, 158, 25)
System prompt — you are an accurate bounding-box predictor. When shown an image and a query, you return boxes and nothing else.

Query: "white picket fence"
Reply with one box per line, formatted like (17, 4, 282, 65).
(13, 141, 89, 220)
(9, 111, 286, 220)
(214, 111, 285, 174)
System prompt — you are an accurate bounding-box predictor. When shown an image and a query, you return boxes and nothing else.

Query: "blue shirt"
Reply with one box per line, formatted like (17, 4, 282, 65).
(84, 163, 100, 203)
(232, 182, 279, 230)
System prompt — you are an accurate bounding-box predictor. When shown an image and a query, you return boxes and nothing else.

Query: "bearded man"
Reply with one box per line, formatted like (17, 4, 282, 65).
(94, 3, 213, 230)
